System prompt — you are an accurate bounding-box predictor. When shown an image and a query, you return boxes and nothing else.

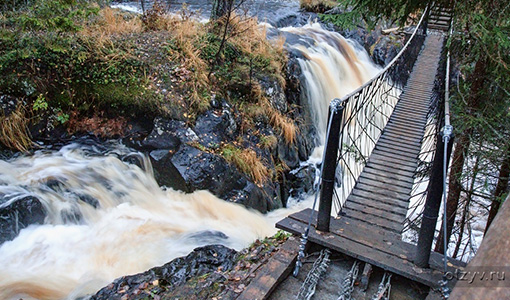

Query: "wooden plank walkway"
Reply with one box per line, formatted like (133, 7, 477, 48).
(276, 209, 465, 288)
(340, 33, 445, 235)
(277, 34, 468, 289)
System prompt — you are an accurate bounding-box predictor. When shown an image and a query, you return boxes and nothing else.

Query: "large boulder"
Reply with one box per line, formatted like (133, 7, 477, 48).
(170, 145, 278, 213)
(91, 245, 237, 300)
(0, 195, 46, 245)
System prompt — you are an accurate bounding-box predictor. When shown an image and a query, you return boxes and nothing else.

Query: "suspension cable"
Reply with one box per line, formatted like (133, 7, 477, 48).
(439, 13, 455, 299)
(293, 107, 337, 277)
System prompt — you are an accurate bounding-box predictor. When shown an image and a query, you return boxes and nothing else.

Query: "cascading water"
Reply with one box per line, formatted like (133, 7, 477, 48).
(282, 22, 380, 143)
(0, 13, 382, 300)
(0, 142, 274, 299)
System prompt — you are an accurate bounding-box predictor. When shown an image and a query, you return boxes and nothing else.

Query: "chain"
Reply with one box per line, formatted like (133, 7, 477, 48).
(296, 249, 331, 300)
(371, 272, 392, 300)
(337, 260, 360, 300)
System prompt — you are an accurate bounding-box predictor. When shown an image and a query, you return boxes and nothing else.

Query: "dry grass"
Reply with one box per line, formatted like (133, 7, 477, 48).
(162, 13, 210, 110)
(225, 14, 287, 87)
(0, 105, 34, 152)
(81, 7, 142, 48)
(268, 105, 298, 145)
(221, 144, 271, 185)
(245, 84, 298, 145)
(300, 0, 337, 13)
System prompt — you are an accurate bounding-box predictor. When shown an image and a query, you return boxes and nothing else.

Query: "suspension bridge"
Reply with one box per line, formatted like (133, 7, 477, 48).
(235, 4, 474, 300)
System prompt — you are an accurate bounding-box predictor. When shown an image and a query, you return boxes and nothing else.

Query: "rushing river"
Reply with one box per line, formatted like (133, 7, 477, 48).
(0, 2, 381, 299)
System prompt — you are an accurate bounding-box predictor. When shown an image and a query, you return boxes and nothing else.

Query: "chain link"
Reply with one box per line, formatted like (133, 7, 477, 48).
(371, 272, 392, 300)
(296, 249, 331, 300)
(337, 260, 360, 300)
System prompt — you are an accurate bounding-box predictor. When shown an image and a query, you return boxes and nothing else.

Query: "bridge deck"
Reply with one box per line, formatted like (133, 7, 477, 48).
(340, 33, 443, 234)
(277, 33, 467, 289)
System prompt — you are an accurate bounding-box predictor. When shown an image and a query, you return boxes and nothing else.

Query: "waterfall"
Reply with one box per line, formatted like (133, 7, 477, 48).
(282, 22, 380, 143)
(0, 143, 274, 299)
(0, 20, 382, 300)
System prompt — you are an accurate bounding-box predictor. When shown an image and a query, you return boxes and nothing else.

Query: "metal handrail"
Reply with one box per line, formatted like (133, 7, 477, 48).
(439, 21, 455, 298)
(330, 6, 430, 110)
(316, 6, 430, 230)
(292, 6, 431, 277)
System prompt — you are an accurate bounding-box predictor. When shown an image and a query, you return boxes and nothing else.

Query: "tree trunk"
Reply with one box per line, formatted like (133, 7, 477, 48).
(434, 56, 487, 254)
(453, 155, 479, 258)
(484, 145, 510, 234)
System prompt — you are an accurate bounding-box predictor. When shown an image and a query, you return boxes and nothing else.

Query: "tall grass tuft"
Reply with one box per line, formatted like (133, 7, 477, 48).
(0, 105, 34, 152)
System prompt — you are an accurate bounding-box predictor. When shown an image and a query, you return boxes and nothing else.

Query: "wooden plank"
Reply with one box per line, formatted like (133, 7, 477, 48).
(379, 126, 424, 141)
(390, 111, 427, 122)
(376, 138, 422, 153)
(276, 217, 447, 288)
(380, 131, 423, 144)
(343, 201, 405, 223)
(392, 105, 429, 115)
(237, 237, 299, 300)
(347, 194, 408, 216)
(375, 139, 422, 155)
(364, 163, 416, 179)
(385, 119, 427, 132)
(368, 153, 418, 171)
(387, 118, 427, 130)
(360, 170, 414, 189)
(357, 176, 413, 196)
(350, 188, 409, 209)
(354, 182, 410, 203)
(378, 134, 422, 148)
(397, 100, 431, 107)
(373, 146, 418, 164)
(286, 209, 466, 271)
(341, 208, 403, 233)
(367, 159, 417, 175)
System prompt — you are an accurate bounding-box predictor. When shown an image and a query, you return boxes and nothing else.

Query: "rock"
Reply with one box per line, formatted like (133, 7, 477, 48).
(169, 145, 275, 213)
(149, 149, 189, 192)
(0, 195, 46, 245)
(0, 95, 18, 117)
(273, 12, 317, 28)
(370, 35, 402, 66)
(259, 77, 287, 113)
(287, 165, 317, 199)
(91, 245, 237, 300)
(277, 139, 300, 170)
(141, 118, 197, 151)
(194, 108, 236, 148)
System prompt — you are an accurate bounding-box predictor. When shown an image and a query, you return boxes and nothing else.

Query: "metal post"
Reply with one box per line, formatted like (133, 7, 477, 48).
(415, 131, 453, 268)
(317, 99, 344, 232)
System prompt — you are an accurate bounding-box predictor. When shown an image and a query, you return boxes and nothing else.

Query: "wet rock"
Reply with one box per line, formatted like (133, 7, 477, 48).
(259, 77, 287, 113)
(149, 149, 189, 192)
(194, 108, 236, 148)
(170, 145, 274, 213)
(288, 165, 317, 199)
(141, 118, 197, 151)
(91, 245, 237, 300)
(277, 140, 300, 170)
(0, 195, 46, 245)
(273, 12, 318, 28)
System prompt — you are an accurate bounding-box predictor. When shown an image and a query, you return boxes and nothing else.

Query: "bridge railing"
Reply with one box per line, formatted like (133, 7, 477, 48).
(316, 7, 430, 231)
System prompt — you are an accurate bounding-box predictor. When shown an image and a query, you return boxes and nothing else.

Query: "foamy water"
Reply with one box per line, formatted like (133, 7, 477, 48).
(0, 143, 274, 299)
